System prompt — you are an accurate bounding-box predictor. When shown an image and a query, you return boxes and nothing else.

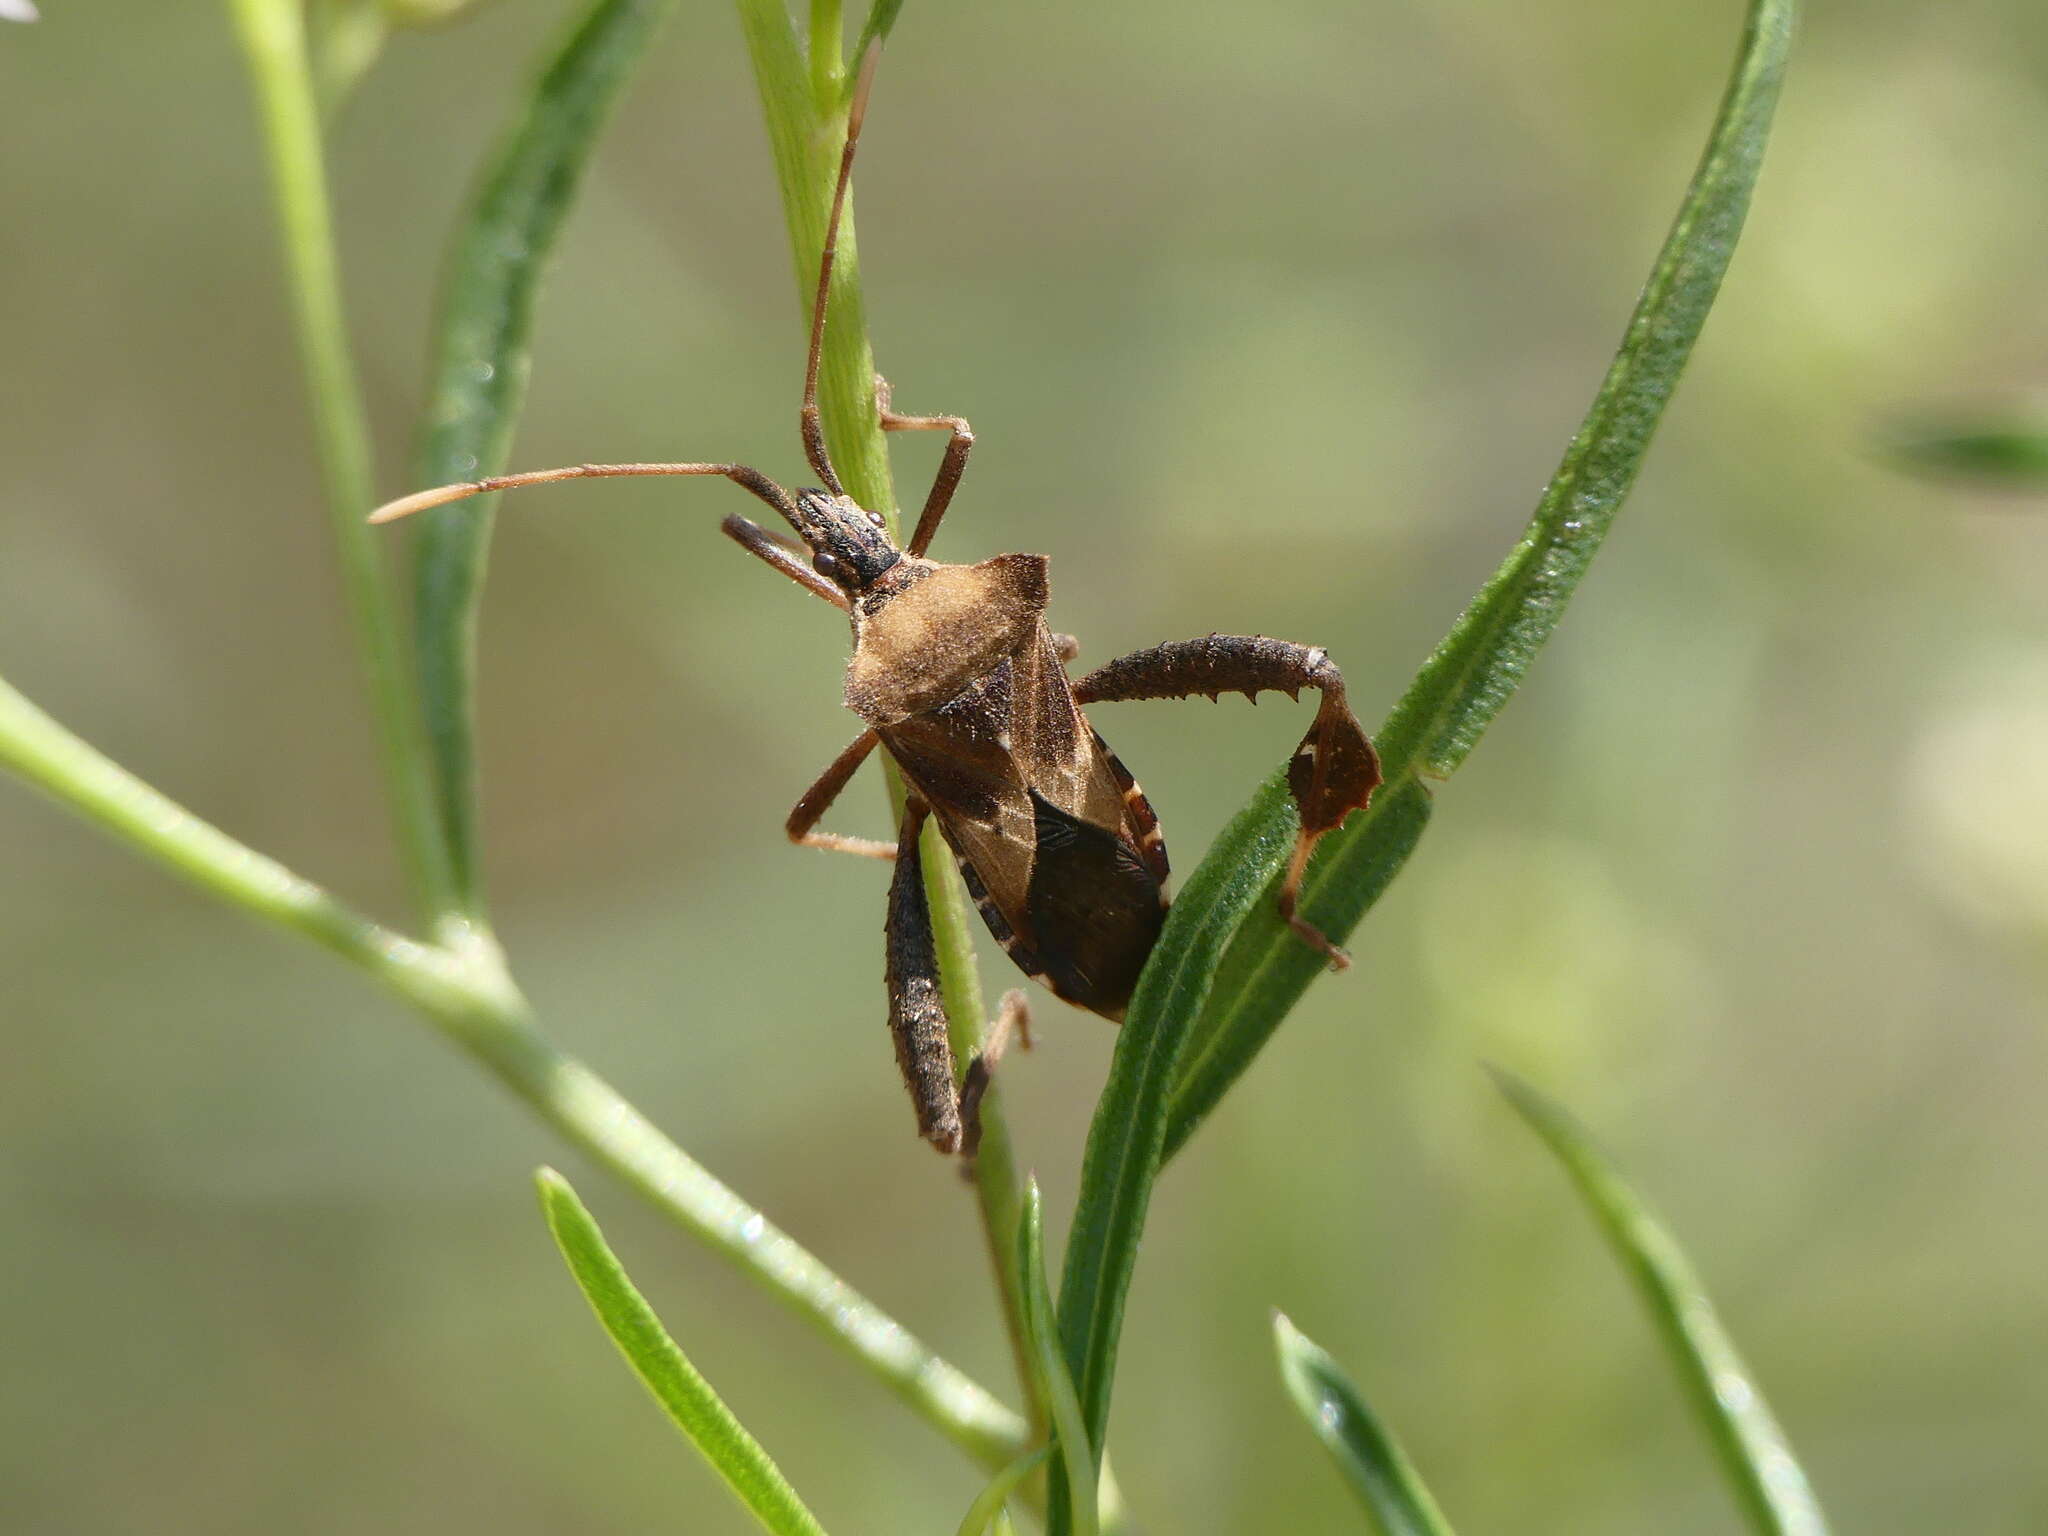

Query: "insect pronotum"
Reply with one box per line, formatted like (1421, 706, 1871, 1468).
(372, 42, 1383, 1156)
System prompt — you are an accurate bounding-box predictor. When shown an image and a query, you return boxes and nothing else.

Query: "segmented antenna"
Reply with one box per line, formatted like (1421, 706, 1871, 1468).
(798, 41, 884, 498)
(364, 41, 886, 532)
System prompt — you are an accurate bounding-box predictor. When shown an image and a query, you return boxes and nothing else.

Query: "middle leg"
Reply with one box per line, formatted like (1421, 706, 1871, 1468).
(786, 731, 896, 859)
(1073, 635, 1382, 963)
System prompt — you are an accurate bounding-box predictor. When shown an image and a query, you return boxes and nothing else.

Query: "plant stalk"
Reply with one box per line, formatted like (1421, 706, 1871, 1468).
(224, 0, 456, 927)
(0, 666, 1029, 1468)
(732, 0, 1042, 1436)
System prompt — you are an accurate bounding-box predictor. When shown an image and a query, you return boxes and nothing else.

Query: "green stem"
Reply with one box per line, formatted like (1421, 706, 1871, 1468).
(0, 667, 1028, 1469)
(734, 0, 1040, 1433)
(0, 675, 471, 1012)
(807, 0, 843, 102)
(225, 0, 454, 926)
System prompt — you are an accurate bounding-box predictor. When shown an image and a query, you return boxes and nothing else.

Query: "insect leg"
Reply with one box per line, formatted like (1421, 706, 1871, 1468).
(786, 731, 895, 859)
(874, 373, 975, 557)
(886, 799, 964, 1154)
(1072, 635, 1383, 965)
(958, 989, 1032, 1164)
(722, 514, 849, 610)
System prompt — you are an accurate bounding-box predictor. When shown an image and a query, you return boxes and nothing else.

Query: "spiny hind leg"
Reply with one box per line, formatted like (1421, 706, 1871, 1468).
(959, 989, 1034, 1164)
(1072, 635, 1382, 965)
(885, 800, 963, 1154)
(786, 731, 895, 859)
(874, 373, 974, 557)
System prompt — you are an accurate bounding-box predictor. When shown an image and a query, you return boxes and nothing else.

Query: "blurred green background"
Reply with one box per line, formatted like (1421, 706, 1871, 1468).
(5, 2, 2048, 1531)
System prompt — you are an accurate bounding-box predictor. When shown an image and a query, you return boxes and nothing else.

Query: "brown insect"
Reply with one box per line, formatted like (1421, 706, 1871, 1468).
(371, 48, 1382, 1155)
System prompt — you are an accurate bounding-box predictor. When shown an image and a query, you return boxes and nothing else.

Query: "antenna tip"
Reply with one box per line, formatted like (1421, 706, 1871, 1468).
(367, 483, 469, 523)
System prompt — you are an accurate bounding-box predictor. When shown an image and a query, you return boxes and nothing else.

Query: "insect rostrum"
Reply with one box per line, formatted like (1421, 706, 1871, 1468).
(370, 45, 1382, 1155)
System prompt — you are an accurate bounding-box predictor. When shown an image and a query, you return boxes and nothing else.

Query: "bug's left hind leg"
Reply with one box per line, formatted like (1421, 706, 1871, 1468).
(1073, 635, 1382, 965)
(886, 800, 964, 1153)
(874, 373, 974, 557)
(958, 990, 1033, 1164)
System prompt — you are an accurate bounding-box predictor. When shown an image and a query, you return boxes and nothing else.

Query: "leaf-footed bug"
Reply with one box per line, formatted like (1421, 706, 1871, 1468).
(370, 44, 1383, 1156)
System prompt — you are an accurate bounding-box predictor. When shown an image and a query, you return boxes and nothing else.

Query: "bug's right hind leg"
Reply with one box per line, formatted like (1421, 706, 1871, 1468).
(786, 731, 896, 859)
(885, 800, 964, 1154)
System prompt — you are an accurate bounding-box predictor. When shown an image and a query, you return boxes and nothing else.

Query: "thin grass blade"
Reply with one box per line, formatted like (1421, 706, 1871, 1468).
(848, 0, 905, 76)
(1493, 1071, 1830, 1536)
(1164, 774, 1431, 1159)
(1272, 1313, 1456, 1536)
(411, 0, 677, 920)
(1044, 779, 1300, 1532)
(536, 1168, 832, 1536)
(955, 1447, 1051, 1536)
(1158, 0, 1798, 1160)
(1018, 1180, 1098, 1536)
(1887, 415, 2048, 489)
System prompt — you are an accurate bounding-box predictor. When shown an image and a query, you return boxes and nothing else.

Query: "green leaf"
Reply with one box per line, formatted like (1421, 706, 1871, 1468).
(955, 1447, 1051, 1536)
(1272, 1313, 1456, 1536)
(1886, 417, 2048, 489)
(229, 0, 453, 924)
(1163, 774, 1431, 1160)
(536, 1168, 832, 1536)
(306, 0, 388, 115)
(1159, 0, 1798, 1162)
(1493, 1072, 1830, 1536)
(848, 0, 905, 77)
(1045, 778, 1301, 1532)
(410, 0, 677, 920)
(1049, 9, 1798, 1525)
(1018, 1180, 1098, 1536)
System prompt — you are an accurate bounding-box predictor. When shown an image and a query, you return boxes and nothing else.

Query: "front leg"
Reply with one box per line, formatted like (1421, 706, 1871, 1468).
(886, 800, 964, 1154)
(874, 373, 974, 558)
(1073, 636, 1382, 965)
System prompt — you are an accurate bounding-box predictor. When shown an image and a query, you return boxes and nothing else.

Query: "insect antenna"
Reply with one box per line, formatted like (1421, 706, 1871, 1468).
(366, 461, 800, 526)
(368, 42, 887, 535)
(797, 39, 883, 500)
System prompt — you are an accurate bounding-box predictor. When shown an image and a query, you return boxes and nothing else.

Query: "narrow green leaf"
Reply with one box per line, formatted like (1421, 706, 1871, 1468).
(536, 1168, 832, 1536)
(1050, 9, 1797, 1523)
(1163, 774, 1431, 1159)
(1157, 0, 1797, 1162)
(306, 0, 388, 115)
(1273, 1313, 1456, 1536)
(848, 0, 905, 76)
(411, 0, 677, 920)
(228, 0, 453, 924)
(1018, 1181, 1098, 1536)
(1493, 1072, 1830, 1536)
(955, 1447, 1051, 1536)
(1887, 417, 2048, 489)
(1045, 779, 1300, 1532)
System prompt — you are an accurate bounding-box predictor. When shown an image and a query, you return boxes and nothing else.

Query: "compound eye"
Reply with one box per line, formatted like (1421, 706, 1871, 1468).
(811, 551, 845, 584)
(866, 509, 886, 528)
